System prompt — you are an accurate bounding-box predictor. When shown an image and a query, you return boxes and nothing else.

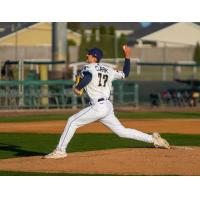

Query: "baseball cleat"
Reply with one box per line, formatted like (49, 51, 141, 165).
(43, 148, 67, 159)
(152, 132, 170, 149)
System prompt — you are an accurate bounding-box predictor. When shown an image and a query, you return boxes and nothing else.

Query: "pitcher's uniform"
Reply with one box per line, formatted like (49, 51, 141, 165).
(57, 63, 153, 151)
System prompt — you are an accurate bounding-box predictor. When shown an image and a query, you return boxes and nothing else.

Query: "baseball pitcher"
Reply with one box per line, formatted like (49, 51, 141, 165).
(45, 45, 170, 159)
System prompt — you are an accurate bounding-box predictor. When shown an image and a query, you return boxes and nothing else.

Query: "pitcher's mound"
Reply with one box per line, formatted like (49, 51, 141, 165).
(0, 147, 200, 175)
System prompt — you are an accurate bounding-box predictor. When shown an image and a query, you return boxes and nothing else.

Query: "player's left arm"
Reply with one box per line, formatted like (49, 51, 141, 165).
(73, 71, 92, 96)
(122, 45, 131, 78)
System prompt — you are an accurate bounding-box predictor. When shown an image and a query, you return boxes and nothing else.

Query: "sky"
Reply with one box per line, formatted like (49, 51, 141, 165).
(140, 22, 152, 27)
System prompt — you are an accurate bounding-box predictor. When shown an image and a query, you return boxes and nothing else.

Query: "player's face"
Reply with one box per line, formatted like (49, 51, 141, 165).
(86, 54, 97, 63)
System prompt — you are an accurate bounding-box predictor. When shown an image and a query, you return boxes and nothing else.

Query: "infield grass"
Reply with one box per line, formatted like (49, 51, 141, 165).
(0, 171, 117, 176)
(0, 171, 180, 176)
(0, 111, 200, 122)
(0, 133, 199, 160)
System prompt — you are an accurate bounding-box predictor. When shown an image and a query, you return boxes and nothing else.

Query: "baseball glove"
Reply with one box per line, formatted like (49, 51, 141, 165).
(73, 74, 84, 96)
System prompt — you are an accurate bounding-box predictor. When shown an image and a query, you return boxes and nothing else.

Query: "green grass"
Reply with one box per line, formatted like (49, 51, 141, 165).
(0, 133, 199, 160)
(0, 111, 200, 122)
(0, 114, 70, 122)
(0, 171, 179, 176)
(0, 171, 116, 176)
(0, 132, 198, 176)
(116, 112, 200, 119)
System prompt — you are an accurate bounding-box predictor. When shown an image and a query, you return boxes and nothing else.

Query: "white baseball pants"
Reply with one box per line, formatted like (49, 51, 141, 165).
(57, 100, 153, 152)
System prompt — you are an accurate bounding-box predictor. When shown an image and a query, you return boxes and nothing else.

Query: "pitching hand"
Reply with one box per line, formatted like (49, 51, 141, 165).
(122, 45, 131, 59)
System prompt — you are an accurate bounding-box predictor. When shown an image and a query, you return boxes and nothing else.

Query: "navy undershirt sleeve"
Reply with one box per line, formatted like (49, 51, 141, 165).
(123, 58, 130, 78)
(75, 71, 92, 90)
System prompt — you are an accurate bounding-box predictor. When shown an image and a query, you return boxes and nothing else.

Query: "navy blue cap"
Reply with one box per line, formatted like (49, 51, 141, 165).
(86, 48, 103, 61)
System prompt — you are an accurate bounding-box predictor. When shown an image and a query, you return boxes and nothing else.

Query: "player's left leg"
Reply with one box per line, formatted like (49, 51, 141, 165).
(99, 102, 170, 148)
(100, 111, 154, 143)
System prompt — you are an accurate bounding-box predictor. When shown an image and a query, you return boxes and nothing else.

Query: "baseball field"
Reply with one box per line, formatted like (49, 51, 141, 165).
(0, 108, 200, 175)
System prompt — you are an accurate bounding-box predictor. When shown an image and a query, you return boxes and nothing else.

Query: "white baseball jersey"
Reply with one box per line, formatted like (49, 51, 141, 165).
(56, 62, 153, 152)
(81, 63, 125, 101)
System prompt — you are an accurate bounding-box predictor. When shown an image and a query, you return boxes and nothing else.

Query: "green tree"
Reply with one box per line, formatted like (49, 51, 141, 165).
(108, 26, 115, 58)
(67, 39, 77, 63)
(88, 27, 97, 48)
(79, 29, 88, 61)
(99, 25, 109, 58)
(67, 39, 76, 46)
(117, 34, 127, 58)
(99, 25, 107, 40)
(193, 42, 200, 64)
(109, 26, 115, 35)
(68, 22, 81, 32)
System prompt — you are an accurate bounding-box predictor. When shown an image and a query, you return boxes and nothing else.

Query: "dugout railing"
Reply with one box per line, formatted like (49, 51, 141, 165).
(0, 80, 139, 109)
(112, 80, 139, 107)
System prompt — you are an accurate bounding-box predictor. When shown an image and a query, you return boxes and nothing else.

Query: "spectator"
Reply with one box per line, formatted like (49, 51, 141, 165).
(191, 91, 199, 106)
(162, 90, 171, 105)
(149, 93, 160, 106)
(1, 60, 14, 80)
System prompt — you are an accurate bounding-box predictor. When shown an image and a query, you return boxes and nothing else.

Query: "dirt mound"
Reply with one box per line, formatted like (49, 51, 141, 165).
(0, 147, 200, 175)
(0, 119, 200, 134)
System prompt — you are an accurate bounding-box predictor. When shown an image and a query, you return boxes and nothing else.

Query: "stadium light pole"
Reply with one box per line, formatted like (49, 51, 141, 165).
(52, 22, 67, 79)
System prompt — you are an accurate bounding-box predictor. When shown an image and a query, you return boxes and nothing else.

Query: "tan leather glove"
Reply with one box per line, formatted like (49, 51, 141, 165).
(73, 74, 84, 96)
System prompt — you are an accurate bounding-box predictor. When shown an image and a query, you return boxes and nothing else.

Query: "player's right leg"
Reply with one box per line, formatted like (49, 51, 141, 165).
(44, 105, 96, 159)
(44, 100, 111, 159)
(99, 106, 170, 149)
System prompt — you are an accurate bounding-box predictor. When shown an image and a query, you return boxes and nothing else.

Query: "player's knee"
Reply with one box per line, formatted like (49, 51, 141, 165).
(67, 116, 77, 125)
(67, 116, 74, 123)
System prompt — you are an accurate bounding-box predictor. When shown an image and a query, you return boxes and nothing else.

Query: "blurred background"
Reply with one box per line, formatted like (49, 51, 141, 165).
(0, 22, 200, 109)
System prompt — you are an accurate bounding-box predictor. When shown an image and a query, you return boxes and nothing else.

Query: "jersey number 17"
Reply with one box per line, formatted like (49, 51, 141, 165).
(98, 73, 108, 87)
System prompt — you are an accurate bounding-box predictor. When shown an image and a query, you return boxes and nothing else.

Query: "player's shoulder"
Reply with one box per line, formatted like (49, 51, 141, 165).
(81, 62, 116, 74)
(81, 63, 92, 72)
(81, 63, 98, 76)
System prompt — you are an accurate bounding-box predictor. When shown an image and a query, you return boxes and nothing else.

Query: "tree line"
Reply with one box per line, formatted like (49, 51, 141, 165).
(193, 42, 200, 64)
(79, 25, 126, 61)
